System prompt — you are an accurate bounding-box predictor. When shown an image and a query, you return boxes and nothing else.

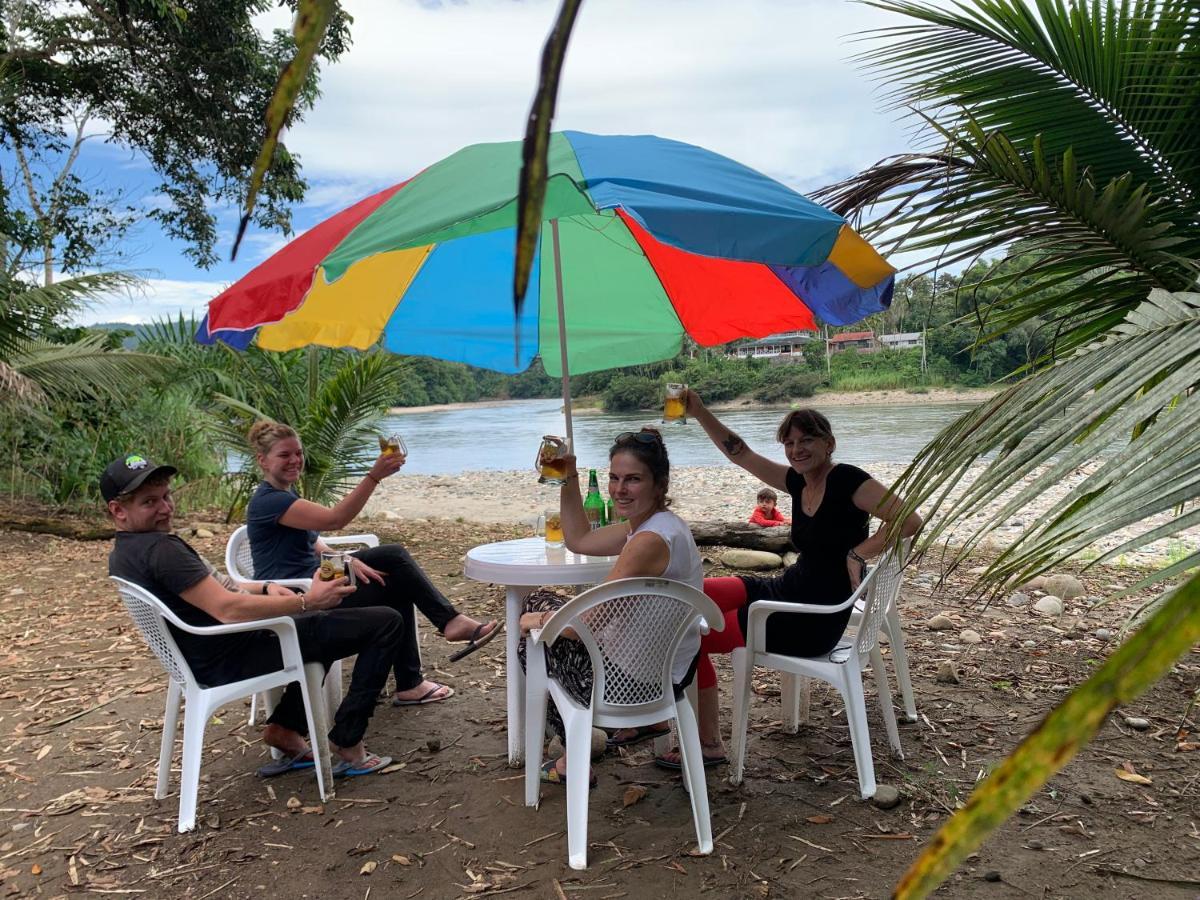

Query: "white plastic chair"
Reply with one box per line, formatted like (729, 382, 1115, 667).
(848, 557, 917, 723)
(524, 577, 725, 870)
(728, 547, 905, 799)
(226, 525, 380, 725)
(111, 577, 334, 832)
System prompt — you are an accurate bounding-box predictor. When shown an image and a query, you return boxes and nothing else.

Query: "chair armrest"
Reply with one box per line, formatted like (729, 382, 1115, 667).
(164, 613, 299, 640)
(327, 534, 380, 549)
(269, 578, 313, 590)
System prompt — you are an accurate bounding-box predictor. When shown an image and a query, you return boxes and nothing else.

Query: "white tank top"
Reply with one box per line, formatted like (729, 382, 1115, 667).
(627, 510, 703, 683)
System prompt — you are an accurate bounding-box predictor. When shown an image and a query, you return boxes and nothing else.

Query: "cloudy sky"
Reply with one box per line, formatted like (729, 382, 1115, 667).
(73, 0, 914, 325)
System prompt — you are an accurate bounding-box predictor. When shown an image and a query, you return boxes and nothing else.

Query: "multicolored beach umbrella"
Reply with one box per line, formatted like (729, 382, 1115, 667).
(199, 131, 894, 437)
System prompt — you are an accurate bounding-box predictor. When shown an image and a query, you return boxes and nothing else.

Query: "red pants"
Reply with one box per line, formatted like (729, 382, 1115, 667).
(697, 577, 750, 689)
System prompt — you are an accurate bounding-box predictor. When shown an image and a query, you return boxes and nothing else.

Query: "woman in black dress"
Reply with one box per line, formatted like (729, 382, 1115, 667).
(655, 394, 922, 768)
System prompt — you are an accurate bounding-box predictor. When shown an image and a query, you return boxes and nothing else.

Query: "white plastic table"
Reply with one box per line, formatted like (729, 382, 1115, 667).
(464, 537, 617, 765)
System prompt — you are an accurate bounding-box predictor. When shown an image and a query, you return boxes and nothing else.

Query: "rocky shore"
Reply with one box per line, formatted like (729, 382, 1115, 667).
(363, 460, 1196, 569)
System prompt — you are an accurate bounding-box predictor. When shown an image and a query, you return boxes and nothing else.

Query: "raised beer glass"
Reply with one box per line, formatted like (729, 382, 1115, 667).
(663, 383, 688, 424)
(535, 435, 568, 485)
(378, 433, 407, 456)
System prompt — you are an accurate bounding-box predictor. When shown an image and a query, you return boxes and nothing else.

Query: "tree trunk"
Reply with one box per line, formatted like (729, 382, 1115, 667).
(688, 520, 793, 551)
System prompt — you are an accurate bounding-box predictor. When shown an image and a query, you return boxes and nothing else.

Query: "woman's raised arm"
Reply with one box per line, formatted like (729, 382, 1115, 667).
(686, 389, 790, 492)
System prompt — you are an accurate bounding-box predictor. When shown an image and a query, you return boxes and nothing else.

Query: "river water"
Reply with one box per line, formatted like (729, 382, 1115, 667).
(380, 398, 979, 474)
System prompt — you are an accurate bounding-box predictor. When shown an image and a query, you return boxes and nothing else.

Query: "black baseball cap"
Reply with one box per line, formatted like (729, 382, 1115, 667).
(100, 454, 178, 502)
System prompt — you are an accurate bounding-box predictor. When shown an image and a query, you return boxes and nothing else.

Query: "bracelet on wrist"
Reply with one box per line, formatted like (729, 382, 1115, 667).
(299, 592, 307, 612)
(366, 473, 381, 486)
(849, 549, 867, 565)
(261, 581, 272, 595)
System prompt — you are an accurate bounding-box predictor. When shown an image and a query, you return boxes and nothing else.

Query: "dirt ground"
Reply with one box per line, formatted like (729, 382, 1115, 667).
(1, 517, 1197, 900)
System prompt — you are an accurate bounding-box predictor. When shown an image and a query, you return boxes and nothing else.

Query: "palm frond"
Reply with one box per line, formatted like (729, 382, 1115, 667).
(889, 288, 1200, 594)
(9, 335, 176, 402)
(857, 0, 1200, 201)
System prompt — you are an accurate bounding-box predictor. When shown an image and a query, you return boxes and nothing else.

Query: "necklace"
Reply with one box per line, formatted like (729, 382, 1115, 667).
(800, 463, 833, 516)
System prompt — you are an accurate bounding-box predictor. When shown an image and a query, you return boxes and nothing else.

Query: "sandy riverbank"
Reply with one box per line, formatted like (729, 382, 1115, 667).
(362, 459, 1195, 568)
(389, 386, 997, 416)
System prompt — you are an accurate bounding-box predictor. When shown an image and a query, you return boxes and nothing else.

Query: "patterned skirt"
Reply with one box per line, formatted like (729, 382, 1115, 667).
(516, 588, 591, 742)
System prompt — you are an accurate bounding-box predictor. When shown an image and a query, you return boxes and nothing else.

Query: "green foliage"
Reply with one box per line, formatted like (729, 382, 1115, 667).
(753, 369, 825, 403)
(4, 0, 353, 270)
(602, 374, 659, 412)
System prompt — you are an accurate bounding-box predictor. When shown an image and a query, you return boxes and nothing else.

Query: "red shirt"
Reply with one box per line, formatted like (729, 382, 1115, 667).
(749, 506, 788, 527)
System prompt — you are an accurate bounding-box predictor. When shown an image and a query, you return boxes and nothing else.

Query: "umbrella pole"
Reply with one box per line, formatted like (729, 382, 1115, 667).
(550, 218, 574, 450)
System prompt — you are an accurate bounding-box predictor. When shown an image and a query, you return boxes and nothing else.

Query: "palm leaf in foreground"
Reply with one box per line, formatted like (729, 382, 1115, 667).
(10, 336, 175, 402)
(894, 572, 1200, 899)
(887, 289, 1200, 594)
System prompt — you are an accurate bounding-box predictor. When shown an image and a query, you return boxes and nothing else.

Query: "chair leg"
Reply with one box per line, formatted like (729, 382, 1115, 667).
(870, 646, 903, 759)
(728, 648, 753, 786)
(799, 676, 811, 725)
(674, 699, 713, 855)
(523, 659, 549, 810)
(323, 660, 343, 723)
(563, 711, 594, 870)
(301, 664, 335, 802)
(248, 692, 259, 726)
(177, 694, 210, 833)
(783, 673, 805, 734)
(885, 607, 918, 723)
(839, 669, 877, 800)
(156, 680, 182, 800)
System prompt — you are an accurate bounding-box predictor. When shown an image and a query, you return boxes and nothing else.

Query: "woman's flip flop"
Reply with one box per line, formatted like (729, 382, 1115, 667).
(332, 750, 393, 778)
(256, 751, 315, 778)
(540, 758, 597, 789)
(448, 621, 501, 662)
(392, 683, 455, 706)
(606, 724, 671, 748)
(653, 749, 728, 770)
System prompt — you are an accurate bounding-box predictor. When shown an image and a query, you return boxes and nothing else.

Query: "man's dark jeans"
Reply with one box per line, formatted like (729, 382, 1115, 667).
(202, 605, 403, 748)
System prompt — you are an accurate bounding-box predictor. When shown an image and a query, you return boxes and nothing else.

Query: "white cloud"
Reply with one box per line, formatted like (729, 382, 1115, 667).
(77, 278, 230, 325)
(87, 0, 915, 323)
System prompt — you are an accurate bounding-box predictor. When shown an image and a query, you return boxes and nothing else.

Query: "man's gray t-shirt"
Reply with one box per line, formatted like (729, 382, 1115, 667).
(109, 531, 256, 683)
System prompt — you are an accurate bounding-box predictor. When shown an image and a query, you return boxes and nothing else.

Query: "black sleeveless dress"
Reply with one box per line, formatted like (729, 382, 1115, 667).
(738, 463, 870, 657)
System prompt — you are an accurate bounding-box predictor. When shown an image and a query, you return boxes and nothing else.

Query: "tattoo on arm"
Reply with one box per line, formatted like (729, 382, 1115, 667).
(721, 432, 746, 457)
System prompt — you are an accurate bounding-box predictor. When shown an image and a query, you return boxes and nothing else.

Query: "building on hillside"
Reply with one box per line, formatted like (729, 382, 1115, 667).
(879, 332, 924, 351)
(828, 331, 877, 353)
(730, 330, 815, 360)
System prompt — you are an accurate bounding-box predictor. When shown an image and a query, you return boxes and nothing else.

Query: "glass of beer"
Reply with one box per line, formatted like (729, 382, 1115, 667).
(318, 550, 356, 586)
(378, 433, 407, 457)
(663, 383, 688, 424)
(543, 509, 564, 548)
(535, 435, 568, 485)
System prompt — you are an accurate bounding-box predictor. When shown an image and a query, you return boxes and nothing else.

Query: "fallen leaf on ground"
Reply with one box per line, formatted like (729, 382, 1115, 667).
(359, 860, 377, 875)
(1115, 768, 1153, 785)
(391, 854, 411, 865)
(622, 785, 647, 808)
(35, 745, 52, 761)
(806, 815, 833, 825)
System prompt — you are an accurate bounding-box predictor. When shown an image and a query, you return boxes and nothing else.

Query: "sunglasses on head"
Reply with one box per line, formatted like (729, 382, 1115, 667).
(613, 430, 664, 448)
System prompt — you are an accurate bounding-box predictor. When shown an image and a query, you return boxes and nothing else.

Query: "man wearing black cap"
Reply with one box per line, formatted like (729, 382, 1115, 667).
(104, 453, 402, 777)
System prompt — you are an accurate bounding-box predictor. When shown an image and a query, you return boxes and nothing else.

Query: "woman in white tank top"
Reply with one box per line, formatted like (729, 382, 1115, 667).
(518, 428, 702, 787)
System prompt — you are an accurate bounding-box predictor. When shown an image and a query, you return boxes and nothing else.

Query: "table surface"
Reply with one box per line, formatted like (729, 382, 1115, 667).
(464, 537, 617, 586)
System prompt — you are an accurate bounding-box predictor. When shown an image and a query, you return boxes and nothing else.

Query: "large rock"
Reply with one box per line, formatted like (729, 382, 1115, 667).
(720, 549, 784, 571)
(782, 551, 799, 567)
(1044, 574, 1085, 601)
(1033, 595, 1064, 616)
(927, 614, 955, 631)
(1005, 591, 1030, 608)
(1021, 575, 1047, 592)
(959, 629, 983, 645)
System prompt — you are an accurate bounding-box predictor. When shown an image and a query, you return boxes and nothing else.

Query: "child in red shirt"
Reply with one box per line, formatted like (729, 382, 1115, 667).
(748, 487, 791, 527)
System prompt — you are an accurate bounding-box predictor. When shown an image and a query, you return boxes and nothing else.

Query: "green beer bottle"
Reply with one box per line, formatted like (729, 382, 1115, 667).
(604, 496, 615, 527)
(584, 468, 607, 530)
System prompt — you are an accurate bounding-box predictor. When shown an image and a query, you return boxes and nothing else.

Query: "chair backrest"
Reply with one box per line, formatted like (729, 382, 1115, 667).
(225, 525, 255, 582)
(110, 576, 197, 689)
(854, 545, 905, 657)
(538, 577, 724, 717)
